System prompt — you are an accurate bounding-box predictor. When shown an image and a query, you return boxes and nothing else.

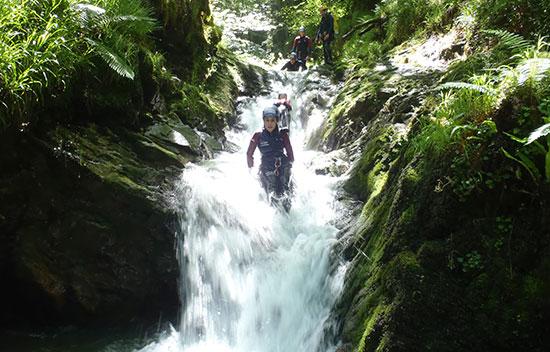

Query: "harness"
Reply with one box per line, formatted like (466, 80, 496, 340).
(258, 129, 286, 172)
(274, 157, 282, 176)
(295, 36, 310, 59)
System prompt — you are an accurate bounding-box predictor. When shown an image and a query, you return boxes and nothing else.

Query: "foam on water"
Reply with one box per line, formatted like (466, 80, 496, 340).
(139, 71, 346, 352)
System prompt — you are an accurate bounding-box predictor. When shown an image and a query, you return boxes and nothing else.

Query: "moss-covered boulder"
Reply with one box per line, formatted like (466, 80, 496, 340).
(0, 0, 270, 330)
(0, 120, 195, 326)
(330, 45, 550, 352)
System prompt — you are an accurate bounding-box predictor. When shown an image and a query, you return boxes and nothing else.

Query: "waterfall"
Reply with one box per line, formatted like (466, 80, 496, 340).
(139, 72, 347, 352)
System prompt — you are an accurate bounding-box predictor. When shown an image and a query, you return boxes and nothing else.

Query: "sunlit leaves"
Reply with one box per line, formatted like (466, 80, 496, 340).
(0, 0, 156, 127)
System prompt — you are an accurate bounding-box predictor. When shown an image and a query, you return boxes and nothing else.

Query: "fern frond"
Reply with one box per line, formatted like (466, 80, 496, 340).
(526, 123, 550, 145)
(85, 38, 135, 79)
(73, 3, 106, 26)
(97, 15, 156, 36)
(516, 58, 550, 85)
(482, 29, 532, 54)
(437, 82, 496, 95)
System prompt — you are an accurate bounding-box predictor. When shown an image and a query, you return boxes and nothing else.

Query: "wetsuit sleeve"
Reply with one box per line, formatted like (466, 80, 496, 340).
(247, 133, 260, 167)
(285, 100, 292, 111)
(328, 15, 335, 35)
(281, 62, 289, 71)
(316, 19, 323, 40)
(282, 132, 294, 163)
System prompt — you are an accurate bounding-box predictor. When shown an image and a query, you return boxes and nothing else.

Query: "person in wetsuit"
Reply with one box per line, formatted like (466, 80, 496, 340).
(316, 6, 335, 65)
(274, 92, 292, 133)
(281, 52, 302, 71)
(247, 106, 294, 197)
(292, 27, 312, 70)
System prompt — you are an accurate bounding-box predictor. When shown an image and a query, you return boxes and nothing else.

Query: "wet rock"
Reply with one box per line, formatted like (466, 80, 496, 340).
(145, 119, 202, 156)
(0, 122, 188, 327)
(236, 29, 269, 46)
(440, 42, 466, 61)
(327, 27, 550, 352)
(310, 150, 351, 177)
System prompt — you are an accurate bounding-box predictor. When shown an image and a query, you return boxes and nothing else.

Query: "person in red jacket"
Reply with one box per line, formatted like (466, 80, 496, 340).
(292, 26, 312, 70)
(247, 106, 294, 198)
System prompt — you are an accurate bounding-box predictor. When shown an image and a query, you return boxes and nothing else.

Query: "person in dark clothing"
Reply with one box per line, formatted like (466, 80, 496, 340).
(247, 106, 294, 201)
(281, 52, 302, 71)
(292, 27, 312, 70)
(274, 93, 292, 133)
(316, 6, 335, 65)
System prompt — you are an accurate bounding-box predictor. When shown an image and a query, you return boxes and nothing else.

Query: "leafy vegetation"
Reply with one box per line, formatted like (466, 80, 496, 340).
(274, 0, 550, 351)
(0, 0, 228, 133)
(409, 35, 550, 200)
(0, 0, 160, 127)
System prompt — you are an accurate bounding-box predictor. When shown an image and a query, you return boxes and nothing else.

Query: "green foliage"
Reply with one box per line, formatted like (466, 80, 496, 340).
(280, 0, 346, 34)
(86, 38, 136, 79)
(503, 99, 550, 183)
(409, 34, 550, 199)
(472, 0, 550, 39)
(457, 250, 484, 272)
(78, 1, 157, 78)
(337, 30, 384, 69)
(0, 0, 78, 127)
(482, 29, 532, 61)
(0, 0, 156, 128)
(376, 0, 452, 45)
(169, 83, 222, 134)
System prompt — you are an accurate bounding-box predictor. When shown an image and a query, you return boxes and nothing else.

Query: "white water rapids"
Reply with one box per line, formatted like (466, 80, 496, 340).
(139, 71, 347, 352)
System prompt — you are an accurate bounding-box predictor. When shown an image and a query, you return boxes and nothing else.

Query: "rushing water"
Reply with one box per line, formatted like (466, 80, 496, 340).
(139, 70, 346, 352)
(0, 2, 348, 350)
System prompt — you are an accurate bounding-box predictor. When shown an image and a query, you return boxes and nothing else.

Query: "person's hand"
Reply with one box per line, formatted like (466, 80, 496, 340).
(324, 34, 329, 41)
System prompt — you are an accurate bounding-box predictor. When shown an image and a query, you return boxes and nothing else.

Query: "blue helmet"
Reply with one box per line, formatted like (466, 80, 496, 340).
(262, 106, 279, 121)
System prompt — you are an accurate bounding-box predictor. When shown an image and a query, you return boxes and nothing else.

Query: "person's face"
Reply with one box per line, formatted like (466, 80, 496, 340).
(299, 30, 305, 37)
(320, 9, 326, 16)
(290, 58, 296, 63)
(264, 117, 277, 132)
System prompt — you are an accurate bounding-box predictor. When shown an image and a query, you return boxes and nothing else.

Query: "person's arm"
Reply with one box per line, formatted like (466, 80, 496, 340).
(282, 132, 294, 163)
(281, 61, 289, 71)
(284, 100, 292, 111)
(247, 133, 260, 167)
(328, 14, 334, 34)
(316, 20, 323, 42)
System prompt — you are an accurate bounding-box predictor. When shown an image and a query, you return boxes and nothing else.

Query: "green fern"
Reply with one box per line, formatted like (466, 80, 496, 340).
(483, 29, 532, 53)
(437, 82, 496, 95)
(526, 123, 550, 145)
(85, 38, 134, 79)
(516, 58, 550, 85)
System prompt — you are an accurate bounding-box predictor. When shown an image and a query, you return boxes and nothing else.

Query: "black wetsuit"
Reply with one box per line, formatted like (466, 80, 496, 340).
(281, 60, 302, 71)
(317, 12, 335, 64)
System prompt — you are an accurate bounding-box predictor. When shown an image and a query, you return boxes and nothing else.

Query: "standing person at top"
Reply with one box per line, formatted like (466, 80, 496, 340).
(292, 27, 312, 70)
(316, 6, 335, 65)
